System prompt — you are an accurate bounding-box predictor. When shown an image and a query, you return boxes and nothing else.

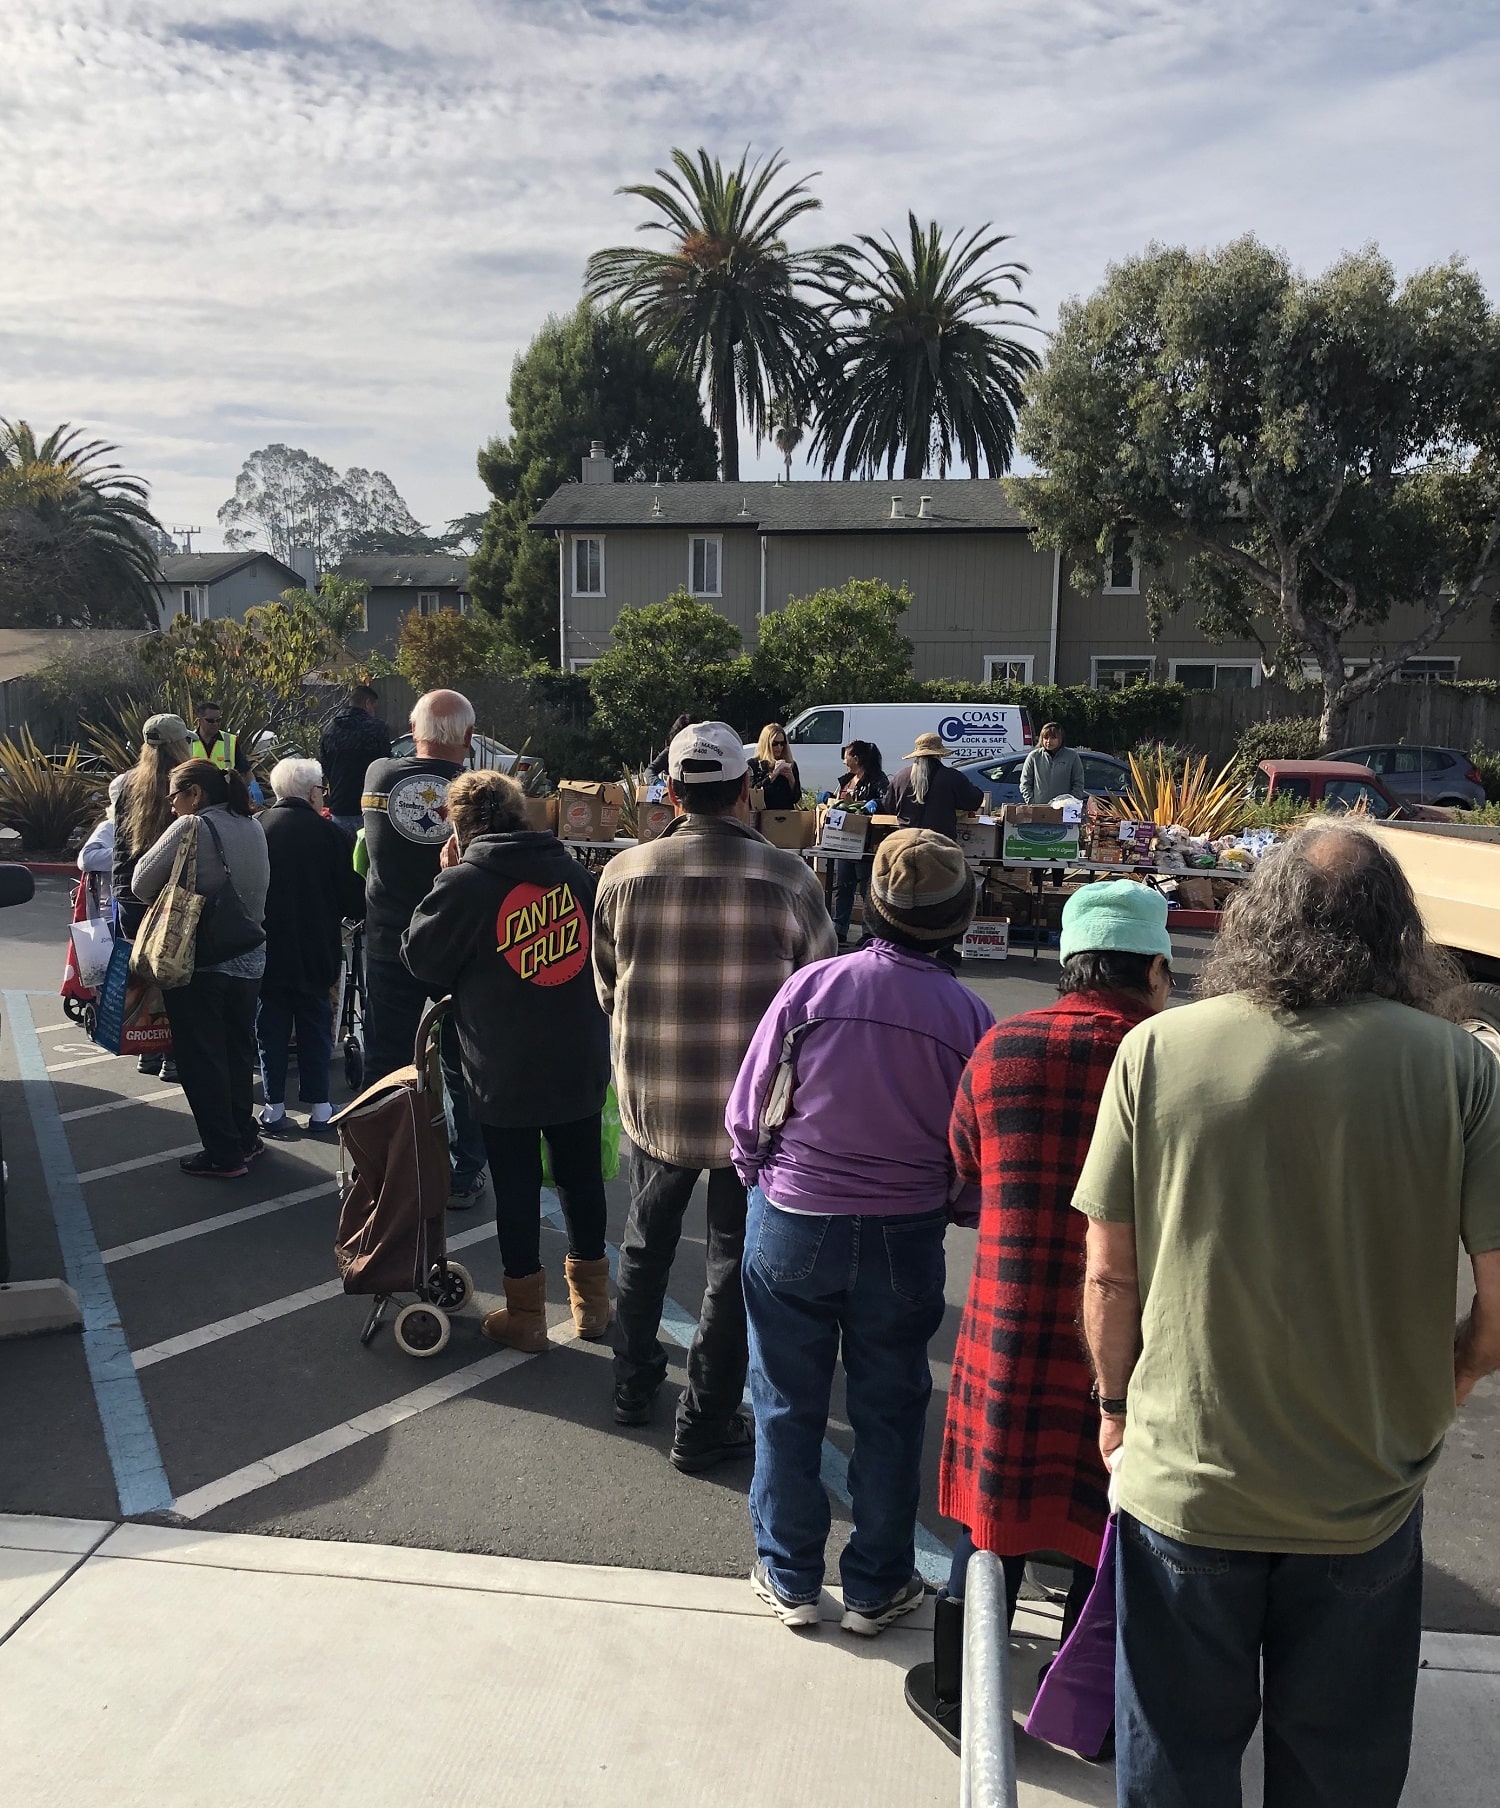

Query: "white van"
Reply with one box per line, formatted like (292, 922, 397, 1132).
(749, 702, 1033, 797)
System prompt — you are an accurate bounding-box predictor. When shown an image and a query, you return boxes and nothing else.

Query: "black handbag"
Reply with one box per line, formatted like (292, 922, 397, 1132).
(194, 814, 267, 967)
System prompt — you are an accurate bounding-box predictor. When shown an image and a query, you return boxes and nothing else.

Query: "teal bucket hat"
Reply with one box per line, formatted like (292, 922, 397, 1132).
(1059, 880, 1172, 963)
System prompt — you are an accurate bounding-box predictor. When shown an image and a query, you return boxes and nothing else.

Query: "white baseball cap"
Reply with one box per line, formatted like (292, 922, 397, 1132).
(667, 719, 749, 785)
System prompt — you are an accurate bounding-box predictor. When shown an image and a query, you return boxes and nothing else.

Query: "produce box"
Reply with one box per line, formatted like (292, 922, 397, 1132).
(758, 808, 817, 850)
(634, 785, 675, 843)
(557, 781, 625, 843)
(868, 813, 900, 852)
(816, 806, 870, 858)
(1002, 818, 1082, 865)
(523, 795, 558, 834)
(960, 918, 1010, 961)
(1001, 804, 1064, 825)
(953, 816, 1001, 860)
(1175, 875, 1216, 911)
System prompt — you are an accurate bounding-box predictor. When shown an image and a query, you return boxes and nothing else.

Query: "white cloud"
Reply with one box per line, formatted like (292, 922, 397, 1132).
(2, 0, 1497, 543)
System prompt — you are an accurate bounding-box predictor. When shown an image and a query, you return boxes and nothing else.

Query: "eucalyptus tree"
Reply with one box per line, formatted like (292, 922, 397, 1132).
(586, 148, 831, 481)
(814, 213, 1039, 480)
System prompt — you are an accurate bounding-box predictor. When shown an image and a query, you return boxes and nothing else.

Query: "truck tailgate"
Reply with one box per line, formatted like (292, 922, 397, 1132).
(1367, 822, 1500, 963)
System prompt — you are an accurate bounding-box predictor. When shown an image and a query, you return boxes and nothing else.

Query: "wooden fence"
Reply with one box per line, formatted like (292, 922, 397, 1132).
(1181, 683, 1500, 762)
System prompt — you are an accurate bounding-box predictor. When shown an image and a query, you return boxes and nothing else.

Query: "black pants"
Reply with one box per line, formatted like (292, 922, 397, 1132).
(364, 955, 486, 1184)
(162, 971, 260, 1168)
(481, 1115, 608, 1279)
(611, 1142, 748, 1438)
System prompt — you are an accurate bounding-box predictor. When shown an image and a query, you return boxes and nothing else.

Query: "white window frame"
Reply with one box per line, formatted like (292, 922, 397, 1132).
(688, 534, 722, 598)
(455, 591, 471, 618)
(1090, 654, 1156, 690)
(1168, 658, 1261, 690)
(1103, 530, 1140, 595)
(572, 535, 605, 598)
(416, 591, 441, 617)
(1399, 656, 1459, 682)
(568, 657, 599, 673)
(179, 586, 207, 623)
(983, 654, 1034, 684)
(1300, 655, 1459, 683)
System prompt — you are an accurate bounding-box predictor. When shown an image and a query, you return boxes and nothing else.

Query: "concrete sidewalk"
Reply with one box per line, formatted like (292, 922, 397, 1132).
(0, 1515, 1495, 1807)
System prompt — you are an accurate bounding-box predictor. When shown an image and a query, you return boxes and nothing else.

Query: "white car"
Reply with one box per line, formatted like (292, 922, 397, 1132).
(389, 731, 544, 785)
(746, 702, 1033, 796)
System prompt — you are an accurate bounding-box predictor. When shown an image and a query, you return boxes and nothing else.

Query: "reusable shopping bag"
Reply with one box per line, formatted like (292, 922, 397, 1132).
(540, 1082, 622, 1186)
(91, 937, 173, 1057)
(130, 821, 201, 990)
(1024, 1515, 1117, 1760)
(192, 815, 265, 967)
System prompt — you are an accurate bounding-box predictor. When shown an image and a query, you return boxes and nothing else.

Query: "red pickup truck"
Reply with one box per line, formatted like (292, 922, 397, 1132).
(1258, 760, 1453, 822)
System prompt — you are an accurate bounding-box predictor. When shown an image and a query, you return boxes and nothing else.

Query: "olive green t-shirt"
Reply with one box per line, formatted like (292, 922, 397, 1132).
(1073, 993, 1500, 1554)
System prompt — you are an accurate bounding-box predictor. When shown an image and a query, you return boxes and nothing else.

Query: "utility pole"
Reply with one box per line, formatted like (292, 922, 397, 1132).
(171, 525, 202, 553)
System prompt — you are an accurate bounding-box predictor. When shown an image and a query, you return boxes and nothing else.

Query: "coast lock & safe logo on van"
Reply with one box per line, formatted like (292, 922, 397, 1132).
(938, 710, 1023, 755)
(495, 881, 588, 986)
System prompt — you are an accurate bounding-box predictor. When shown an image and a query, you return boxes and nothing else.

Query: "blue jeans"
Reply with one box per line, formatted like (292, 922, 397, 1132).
(256, 985, 335, 1106)
(364, 955, 486, 1186)
(832, 859, 869, 938)
(1116, 1503, 1424, 1808)
(743, 1187, 947, 1611)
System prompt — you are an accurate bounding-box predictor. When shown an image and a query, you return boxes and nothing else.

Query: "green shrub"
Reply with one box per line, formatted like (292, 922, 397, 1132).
(914, 679, 1186, 753)
(0, 730, 107, 850)
(1469, 744, 1500, 802)
(1454, 803, 1500, 826)
(1232, 716, 1322, 774)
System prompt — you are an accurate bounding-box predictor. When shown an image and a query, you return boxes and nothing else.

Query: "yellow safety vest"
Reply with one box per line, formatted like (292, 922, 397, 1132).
(191, 731, 237, 770)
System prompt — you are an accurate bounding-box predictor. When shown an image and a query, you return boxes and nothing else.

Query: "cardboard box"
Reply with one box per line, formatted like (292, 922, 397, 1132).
(1175, 875, 1216, 911)
(634, 785, 675, 843)
(557, 781, 624, 843)
(960, 918, 1010, 961)
(522, 794, 558, 834)
(867, 813, 899, 853)
(816, 806, 871, 858)
(757, 808, 818, 850)
(953, 816, 1001, 861)
(1002, 818, 1082, 865)
(1001, 804, 1064, 826)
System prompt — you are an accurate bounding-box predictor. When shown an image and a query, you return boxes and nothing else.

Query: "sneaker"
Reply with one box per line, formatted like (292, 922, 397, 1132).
(670, 1411, 755, 1474)
(841, 1573, 927, 1638)
(159, 1060, 179, 1083)
(612, 1380, 659, 1427)
(179, 1150, 248, 1180)
(305, 1104, 335, 1135)
(241, 1138, 266, 1165)
(448, 1172, 486, 1209)
(137, 1055, 163, 1077)
(751, 1561, 820, 1629)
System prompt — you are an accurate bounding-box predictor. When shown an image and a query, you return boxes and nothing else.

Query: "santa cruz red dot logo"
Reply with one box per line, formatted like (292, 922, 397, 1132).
(495, 880, 588, 986)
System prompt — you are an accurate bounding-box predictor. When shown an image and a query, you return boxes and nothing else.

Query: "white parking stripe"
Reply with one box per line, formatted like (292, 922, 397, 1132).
(62, 1093, 191, 1124)
(100, 1182, 339, 1263)
(130, 1221, 493, 1369)
(77, 1144, 203, 1183)
(45, 1054, 116, 1074)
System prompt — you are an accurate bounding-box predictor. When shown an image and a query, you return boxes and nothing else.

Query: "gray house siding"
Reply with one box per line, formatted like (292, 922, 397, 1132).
(153, 555, 303, 629)
(559, 527, 762, 665)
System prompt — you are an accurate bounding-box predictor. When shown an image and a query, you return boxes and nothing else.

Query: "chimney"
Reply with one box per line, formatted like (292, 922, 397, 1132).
(890, 497, 905, 519)
(288, 545, 318, 586)
(582, 440, 615, 485)
(918, 495, 933, 519)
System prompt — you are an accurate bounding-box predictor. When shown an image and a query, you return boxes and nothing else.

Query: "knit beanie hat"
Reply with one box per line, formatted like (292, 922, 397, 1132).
(1059, 880, 1172, 962)
(865, 828, 976, 944)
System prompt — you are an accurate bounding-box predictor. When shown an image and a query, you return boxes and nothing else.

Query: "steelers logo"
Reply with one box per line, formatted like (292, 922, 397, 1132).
(386, 772, 453, 843)
(495, 880, 589, 987)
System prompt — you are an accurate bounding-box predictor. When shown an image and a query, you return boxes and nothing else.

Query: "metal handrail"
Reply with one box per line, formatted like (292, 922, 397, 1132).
(959, 1551, 1018, 1808)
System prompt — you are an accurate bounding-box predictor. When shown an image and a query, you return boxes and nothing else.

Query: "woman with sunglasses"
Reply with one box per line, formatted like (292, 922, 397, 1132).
(750, 724, 802, 811)
(131, 759, 269, 1179)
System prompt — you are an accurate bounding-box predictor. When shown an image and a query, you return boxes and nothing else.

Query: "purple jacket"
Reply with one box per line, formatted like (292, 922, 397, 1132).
(725, 939, 995, 1217)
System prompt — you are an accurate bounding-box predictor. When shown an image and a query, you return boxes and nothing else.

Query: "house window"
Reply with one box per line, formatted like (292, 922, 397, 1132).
(455, 591, 471, 617)
(983, 655, 1034, 684)
(1104, 530, 1139, 594)
(179, 586, 207, 623)
(572, 536, 604, 596)
(1170, 660, 1259, 691)
(417, 591, 441, 617)
(1399, 658, 1458, 682)
(1091, 656, 1154, 690)
(689, 535, 722, 597)
(568, 657, 599, 673)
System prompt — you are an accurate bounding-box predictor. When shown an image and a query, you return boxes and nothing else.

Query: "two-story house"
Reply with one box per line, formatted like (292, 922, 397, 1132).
(335, 555, 472, 652)
(530, 455, 1499, 689)
(153, 552, 306, 630)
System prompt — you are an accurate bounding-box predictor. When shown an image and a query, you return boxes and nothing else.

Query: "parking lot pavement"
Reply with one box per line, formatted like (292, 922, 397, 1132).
(1, 881, 1496, 1631)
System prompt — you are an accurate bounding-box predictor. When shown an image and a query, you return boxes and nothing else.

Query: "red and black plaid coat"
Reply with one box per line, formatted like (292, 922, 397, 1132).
(940, 991, 1152, 1566)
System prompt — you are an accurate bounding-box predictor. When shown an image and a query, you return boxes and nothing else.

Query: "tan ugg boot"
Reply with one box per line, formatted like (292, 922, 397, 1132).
(481, 1270, 549, 1353)
(564, 1255, 612, 1340)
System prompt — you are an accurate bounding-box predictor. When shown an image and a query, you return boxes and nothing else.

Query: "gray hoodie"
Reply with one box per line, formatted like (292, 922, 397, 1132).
(132, 804, 270, 977)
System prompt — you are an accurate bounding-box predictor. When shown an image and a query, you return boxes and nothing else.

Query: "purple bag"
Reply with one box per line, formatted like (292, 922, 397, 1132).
(1024, 1516, 1117, 1758)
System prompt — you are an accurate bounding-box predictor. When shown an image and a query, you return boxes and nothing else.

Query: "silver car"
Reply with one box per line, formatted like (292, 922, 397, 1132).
(1326, 745, 1485, 810)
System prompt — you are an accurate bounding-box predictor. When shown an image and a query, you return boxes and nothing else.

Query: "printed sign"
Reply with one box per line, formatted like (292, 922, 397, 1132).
(495, 881, 588, 986)
(1002, 819, 1082, 865)
(961, 919, 1010, 961)
(936, 709, 1027, 760)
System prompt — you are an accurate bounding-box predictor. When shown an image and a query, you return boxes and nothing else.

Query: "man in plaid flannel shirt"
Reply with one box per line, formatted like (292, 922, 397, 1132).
(594, 720, 836, 1470)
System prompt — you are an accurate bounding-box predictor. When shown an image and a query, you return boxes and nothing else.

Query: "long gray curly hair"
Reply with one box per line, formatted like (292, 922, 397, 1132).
(1198, 822, 1465, 1015)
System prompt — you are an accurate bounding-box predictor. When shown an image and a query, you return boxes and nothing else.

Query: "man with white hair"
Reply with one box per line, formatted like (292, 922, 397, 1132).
(257, 758, 367, 1131)
(362, 689, 487, 1202)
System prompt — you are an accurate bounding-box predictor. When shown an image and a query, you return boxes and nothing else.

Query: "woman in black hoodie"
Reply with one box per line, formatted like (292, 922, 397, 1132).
(403, 771, 611, 1353)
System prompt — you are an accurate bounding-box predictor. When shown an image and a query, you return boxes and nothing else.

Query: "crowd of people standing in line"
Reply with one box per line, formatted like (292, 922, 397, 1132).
(80, 686, 1500, 1805)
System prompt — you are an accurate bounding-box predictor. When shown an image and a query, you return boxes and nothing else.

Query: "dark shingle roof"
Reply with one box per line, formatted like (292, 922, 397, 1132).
(529, 478, 1030, 535)
(157, 551, 303, 585)
(336, 555, 470, 588)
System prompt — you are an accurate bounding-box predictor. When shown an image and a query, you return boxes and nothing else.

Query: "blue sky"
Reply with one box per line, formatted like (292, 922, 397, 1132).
(3, 1, 1497, 546)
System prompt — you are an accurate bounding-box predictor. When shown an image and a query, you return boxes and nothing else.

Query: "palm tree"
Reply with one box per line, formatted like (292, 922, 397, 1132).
(814, 214, 1040, 480)
(768, 394, 807, 480)
(0, 420, 163, 627)
(585, 148, 830, 481)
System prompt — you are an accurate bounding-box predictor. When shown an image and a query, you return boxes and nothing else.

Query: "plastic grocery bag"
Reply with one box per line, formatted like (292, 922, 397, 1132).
(69, 917, 116, 993)
(1024, 1515, 1117, 1759)
(541, 1083, 621, 1186)
(91, 937, 173, 1058)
